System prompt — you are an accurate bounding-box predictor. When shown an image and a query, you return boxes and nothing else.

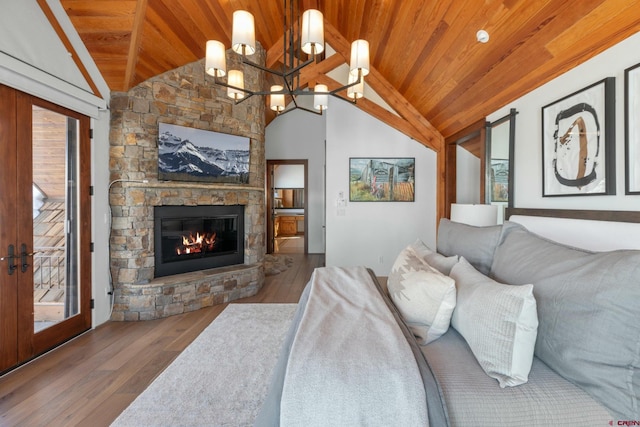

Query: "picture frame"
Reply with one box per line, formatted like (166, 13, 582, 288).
(349, 157, 415, 202)
(541, 77, 615, 197)
(158, 122, 250, 184)
(625, 62, 640, 194)
(490, 159, 509, 202)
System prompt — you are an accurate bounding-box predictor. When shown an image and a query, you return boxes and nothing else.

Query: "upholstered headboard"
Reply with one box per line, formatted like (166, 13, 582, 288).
(505, 208, 640, 251)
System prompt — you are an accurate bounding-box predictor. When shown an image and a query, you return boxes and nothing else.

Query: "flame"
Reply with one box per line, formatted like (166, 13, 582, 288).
(176, 231, 216, 255)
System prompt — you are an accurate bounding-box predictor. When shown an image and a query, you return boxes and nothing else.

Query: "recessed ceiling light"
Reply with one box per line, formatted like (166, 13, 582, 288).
(476, 30, 489, 43)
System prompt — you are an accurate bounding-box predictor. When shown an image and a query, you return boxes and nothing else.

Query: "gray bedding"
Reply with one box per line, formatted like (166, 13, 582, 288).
(422, 328, 611, 426)
(254, 266, 449, 427)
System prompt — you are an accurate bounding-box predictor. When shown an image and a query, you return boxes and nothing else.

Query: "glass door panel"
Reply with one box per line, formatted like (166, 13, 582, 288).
(31, 106, 79, 333)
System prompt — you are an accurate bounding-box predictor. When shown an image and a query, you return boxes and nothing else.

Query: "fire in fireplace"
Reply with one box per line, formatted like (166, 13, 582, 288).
(154, 205, 244, 277)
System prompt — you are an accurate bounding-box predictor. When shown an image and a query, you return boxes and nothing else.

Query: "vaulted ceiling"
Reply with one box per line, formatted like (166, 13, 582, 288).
(59, 0, 640, 149)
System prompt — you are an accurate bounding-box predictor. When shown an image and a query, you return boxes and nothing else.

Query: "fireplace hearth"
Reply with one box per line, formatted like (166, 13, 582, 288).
(154, 205, 244, 277)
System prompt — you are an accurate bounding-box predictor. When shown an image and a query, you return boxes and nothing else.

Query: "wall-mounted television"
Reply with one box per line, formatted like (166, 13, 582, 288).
(158, 122, 250, 184)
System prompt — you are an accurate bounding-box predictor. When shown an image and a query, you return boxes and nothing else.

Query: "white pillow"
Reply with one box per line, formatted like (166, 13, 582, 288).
(450, 257, 538, 387)
(388, 244, 456, 344)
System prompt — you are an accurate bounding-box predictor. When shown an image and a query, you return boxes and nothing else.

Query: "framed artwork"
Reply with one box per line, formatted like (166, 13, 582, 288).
(625, 62, 640, 194)
(349, 157, 415, 202)
(490, 159, 509, 202)
(541, 77, 615, 197)
(158, 122, 250, 184)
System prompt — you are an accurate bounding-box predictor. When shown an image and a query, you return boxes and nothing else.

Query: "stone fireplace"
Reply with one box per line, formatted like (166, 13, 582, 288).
(108, 52, 266, 321)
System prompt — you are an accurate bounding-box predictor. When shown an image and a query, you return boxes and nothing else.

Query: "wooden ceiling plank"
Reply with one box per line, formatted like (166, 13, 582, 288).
(545, 0, 638, 55)
(61, 1, 135, 18)
(416, 0, 561, 109)
(150, 1, 203, 59)
(429, 0, 611, 135)
(124, 0, 147, 91)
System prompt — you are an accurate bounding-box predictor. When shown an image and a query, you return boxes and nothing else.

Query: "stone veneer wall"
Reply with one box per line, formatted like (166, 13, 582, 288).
(108, 50, 266, 321)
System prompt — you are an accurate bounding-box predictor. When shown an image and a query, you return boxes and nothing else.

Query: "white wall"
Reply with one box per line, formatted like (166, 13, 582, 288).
(0, 0, 112, 327)
(274, 164, 304, 187)
(488, 31, 640, 211)
(325, 99, 438, 276)
(265, 109, 326, 253)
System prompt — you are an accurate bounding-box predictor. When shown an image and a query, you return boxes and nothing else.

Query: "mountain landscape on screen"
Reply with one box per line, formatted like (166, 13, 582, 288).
(158, 123, 250, 184)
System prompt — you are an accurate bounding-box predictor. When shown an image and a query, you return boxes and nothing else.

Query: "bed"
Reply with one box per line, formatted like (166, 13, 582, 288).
(255, 208, 640, 426)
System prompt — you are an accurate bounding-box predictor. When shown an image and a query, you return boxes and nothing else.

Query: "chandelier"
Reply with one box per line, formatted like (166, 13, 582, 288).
(204, 0, 370, 115)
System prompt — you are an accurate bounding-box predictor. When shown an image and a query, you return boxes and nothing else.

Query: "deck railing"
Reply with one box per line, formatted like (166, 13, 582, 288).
(33, 247, 66, 290)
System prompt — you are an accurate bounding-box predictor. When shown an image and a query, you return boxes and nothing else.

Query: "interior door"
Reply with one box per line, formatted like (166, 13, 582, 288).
(0, 85, 92, 373)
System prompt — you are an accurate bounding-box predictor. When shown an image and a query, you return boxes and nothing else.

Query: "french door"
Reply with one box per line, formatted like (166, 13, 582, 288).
(0, 84, 92, 373)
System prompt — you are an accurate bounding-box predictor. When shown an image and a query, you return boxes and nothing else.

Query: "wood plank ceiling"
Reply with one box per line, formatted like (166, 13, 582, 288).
(60, 0, 640, 148)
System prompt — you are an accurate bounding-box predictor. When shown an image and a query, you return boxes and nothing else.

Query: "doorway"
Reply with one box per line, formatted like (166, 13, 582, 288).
(266, 160, 308, 254)
(0, 85, 92, 374)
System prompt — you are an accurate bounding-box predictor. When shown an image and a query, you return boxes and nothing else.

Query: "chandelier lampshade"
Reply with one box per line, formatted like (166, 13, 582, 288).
(350, 39, 370, 77)
(347, 73, 364, 100)
(270, 85, 286, 112)
(227, 70, 245, 100)
(205, 40, 226, 77)
(232, 11, 256, 55)
(301, 9, 324, 55)
(314, 84, 329, 111)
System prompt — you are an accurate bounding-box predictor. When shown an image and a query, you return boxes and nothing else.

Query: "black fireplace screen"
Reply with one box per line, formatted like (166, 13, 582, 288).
(154, 205, 244, 277)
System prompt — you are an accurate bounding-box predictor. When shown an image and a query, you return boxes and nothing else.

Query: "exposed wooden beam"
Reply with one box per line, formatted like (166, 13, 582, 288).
(36, 0, 103, 99)
(312, 74, 435, 145)
(124, 0, 148, 90)
(323, 22, 443, 152)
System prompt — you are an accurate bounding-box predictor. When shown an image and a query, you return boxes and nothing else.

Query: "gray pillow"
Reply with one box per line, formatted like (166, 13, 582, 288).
(490, 221, 640, 420)
(436, 218, 502, 275)
(410, 238, 458, 275)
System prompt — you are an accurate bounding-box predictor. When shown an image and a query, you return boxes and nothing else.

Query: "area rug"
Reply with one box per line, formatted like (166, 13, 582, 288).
(111, 303, 297, 427)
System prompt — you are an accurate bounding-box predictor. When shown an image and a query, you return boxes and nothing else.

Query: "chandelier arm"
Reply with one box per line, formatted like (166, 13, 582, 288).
(212, 76, 256, 97)
(240, 53, 316, 78)
(329, 70, 364, 95)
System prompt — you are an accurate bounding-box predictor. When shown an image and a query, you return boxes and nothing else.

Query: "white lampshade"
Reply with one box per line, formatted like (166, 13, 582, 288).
(450, 204, 498, 227)
(350, 39, 370, 77)
(227, 70, 245, 100)
(232, 10, 256, 55)
(301, 9, 324, 55)
(205, 40, 226, 77)
(347, 72, 364, 100)
(313, 84, 329, 111)
(270, 85, 285, 112)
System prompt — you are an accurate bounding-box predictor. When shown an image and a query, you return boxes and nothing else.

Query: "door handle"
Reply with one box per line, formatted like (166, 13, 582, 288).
(20, 244, 37, 273)
(0, 244, 18, 275)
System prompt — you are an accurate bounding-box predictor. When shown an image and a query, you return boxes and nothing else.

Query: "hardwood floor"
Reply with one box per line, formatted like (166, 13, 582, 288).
(0, 253, 324, 427)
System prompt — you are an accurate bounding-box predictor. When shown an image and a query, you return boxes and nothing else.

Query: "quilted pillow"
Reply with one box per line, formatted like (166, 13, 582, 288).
(450, 257, 538, 388)
(388, 242, 457, 344)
